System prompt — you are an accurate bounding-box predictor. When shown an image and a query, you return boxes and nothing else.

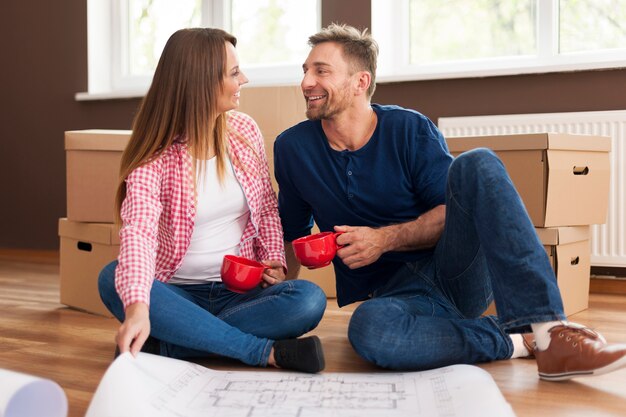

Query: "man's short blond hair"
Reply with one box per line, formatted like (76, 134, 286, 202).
(308, 23, 379, 98)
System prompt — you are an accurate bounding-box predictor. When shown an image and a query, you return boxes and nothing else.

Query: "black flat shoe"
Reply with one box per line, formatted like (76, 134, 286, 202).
(273, 336, 325, 373)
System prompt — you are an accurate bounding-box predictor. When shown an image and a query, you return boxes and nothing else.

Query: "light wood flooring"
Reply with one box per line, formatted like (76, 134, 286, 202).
(1, 257, 626, 417)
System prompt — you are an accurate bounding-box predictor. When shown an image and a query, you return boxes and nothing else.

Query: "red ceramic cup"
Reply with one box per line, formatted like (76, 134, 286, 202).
(292, 231, 344, 269)
(220, 255, 267, 293)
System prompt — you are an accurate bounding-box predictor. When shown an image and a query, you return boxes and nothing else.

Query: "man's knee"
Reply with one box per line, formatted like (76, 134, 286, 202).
(450, 148, 500, 176)
(449, 148, 512, 194)
(348, 299, 400, 366)
(347, 301, 373, 351)
(291, 280, 327, 325)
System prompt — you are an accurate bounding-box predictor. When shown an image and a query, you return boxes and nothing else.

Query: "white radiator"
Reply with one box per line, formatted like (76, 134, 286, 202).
(438, 110, 626, 268)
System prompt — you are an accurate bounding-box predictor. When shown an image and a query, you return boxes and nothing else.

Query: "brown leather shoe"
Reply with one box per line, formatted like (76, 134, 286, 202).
(520, 333, 535, 359)
(534, 324, 626, 381)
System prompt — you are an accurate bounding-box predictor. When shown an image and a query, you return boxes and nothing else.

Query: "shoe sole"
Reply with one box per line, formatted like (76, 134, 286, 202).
(539, 355, 626, 381)
(310, 336, 326, 373)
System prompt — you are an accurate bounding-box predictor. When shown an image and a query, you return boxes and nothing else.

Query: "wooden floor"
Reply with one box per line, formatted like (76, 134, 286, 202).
(1, 258, 626, 417)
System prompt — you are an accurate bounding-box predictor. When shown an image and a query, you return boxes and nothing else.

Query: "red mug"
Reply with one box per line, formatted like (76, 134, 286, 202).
(292, 232, 344, 269)
(220, 255, 267, 293)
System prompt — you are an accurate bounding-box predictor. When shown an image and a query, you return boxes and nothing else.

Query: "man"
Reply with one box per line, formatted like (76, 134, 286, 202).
(273, 23, 626, 381)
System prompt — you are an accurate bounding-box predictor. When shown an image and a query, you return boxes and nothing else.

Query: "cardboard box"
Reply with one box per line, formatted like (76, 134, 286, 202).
(238, 86, 308, 193)
(484, 226, 590, 317)
(59, 218, 119, 316)
(539, 226, 591, 316)
(65, 130, 131, 223)
(446, 133, 611, 227)
(238, 85, 307, 139)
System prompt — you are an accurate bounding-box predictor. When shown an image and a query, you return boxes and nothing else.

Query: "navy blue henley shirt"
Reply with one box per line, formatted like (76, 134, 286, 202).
(274, 104, 453, 306)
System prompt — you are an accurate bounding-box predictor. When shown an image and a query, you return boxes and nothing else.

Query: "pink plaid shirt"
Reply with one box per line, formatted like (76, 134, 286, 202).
(115, 111, 286, 309)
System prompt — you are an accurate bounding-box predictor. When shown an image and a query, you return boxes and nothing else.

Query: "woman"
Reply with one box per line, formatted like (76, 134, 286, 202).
(98, 28, 326, 373)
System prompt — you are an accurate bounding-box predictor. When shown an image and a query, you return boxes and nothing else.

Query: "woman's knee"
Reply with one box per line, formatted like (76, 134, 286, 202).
(98, 260, 118, 298)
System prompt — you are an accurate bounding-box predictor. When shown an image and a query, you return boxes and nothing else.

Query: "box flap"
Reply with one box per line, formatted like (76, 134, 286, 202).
(547, 133, 611, 152)
(446, 133, 610, 152)
(58, 218, 120, 245)
(447, 134, 549, 152)
(536, 226, 590, 245)
(65, 130, 131, 151)
(543, 150, 610, 226)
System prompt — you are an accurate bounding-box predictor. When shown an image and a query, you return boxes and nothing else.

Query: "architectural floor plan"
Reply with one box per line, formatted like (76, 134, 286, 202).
(86, 353, 515, 417)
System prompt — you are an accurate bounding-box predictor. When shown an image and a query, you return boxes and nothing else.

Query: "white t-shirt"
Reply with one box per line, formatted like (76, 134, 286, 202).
(170, 157, 250, 284)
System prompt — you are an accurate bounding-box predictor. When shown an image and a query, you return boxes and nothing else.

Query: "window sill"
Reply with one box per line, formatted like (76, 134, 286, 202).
(377, 58, 626, 84)
(75, 77, 301, 102)
(75, 90, 146, 101)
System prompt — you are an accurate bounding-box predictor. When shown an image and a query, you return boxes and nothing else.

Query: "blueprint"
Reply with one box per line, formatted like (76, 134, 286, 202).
(86, 352, 515, 417)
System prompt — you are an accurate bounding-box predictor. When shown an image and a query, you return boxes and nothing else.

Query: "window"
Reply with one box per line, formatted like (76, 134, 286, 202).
(559, 0, 626, 53)
(126, 0, 202, 78)
(79, 0, 320, 100)
(372, 0, 626, 82)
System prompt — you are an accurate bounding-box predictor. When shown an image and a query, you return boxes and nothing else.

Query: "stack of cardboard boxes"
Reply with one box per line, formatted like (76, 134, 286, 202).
(446, 133, 611, 316)
(60, 130, 131, 316)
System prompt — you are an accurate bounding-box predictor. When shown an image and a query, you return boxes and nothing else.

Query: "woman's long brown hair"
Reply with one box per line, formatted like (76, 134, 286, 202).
(115, 28, 237, 222)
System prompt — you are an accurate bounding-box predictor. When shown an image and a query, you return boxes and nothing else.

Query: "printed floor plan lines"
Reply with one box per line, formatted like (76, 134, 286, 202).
(86, 353, 516, 417)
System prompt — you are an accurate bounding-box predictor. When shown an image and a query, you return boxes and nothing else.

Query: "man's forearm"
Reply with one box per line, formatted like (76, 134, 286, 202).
(333, 204, 446, 270)
(380, 204, 446, 252)
(284, 241, 301, 280)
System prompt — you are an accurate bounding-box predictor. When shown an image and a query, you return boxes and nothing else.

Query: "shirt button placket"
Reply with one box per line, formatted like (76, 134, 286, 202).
(346, 157, 354, 201)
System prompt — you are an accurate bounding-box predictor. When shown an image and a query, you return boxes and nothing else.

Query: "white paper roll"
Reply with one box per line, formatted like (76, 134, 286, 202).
(0, 368, 67, 417)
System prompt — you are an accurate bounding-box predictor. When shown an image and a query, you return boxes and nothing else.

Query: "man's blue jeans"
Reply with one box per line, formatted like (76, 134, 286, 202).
(348, 148, 566, 370)
(98, 262, 326, 367)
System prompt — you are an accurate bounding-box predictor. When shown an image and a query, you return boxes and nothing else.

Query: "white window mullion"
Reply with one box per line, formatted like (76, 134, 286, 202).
(536, 0, 559, 62)
(398, 0, 411, 69)
(112, 0, 128, 92)
(372, 0, 406, 77)
(203, 0, 229, 29)
(201, 0, 212, 27)
(85, 0, 113, 95)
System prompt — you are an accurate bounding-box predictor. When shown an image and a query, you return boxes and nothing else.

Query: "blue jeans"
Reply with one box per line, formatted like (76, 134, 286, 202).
(98, 261, 326, 367)
(348, 148, 566, 370)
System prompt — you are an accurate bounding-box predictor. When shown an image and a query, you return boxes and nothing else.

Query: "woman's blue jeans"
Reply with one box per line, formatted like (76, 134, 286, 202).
(348, 148, 566, 370)
(98, 262, 326, 367)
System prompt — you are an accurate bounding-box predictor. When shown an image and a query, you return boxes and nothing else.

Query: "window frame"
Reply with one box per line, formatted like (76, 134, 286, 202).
(372, 0, 626, 83)
(78, 0, 320, 101)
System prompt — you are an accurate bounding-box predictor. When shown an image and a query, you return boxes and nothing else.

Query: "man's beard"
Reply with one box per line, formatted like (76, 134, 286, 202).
(305, 86, 351, 121)
(306, 103, 336, 120)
